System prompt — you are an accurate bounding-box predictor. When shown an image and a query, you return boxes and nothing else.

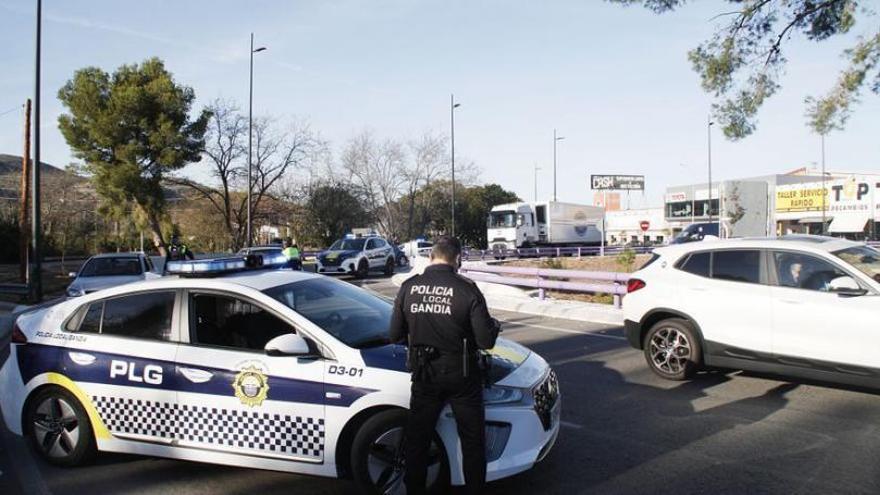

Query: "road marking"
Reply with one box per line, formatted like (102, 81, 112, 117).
(560, 420, 584, 430)
(498, 319, 626, 341)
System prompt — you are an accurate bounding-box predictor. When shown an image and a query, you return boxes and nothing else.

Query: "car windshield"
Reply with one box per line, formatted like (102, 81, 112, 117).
(833, 246, 880, 283)
(671, 223, 719, 244)
(488, 211, 517, 228)
(329, 238, 366, 251)
(79, 257, 142, 277)
(264, 277, 391, 348)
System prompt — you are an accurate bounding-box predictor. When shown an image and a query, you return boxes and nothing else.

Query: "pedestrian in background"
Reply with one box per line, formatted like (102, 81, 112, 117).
(282, 238, 302, 270)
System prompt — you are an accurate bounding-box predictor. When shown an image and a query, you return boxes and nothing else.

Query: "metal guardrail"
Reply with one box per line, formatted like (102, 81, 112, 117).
(459, 263, 630, 308)
(461, 245, 654, 261)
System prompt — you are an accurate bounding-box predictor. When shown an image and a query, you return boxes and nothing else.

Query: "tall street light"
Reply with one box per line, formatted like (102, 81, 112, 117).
(534, 163, 541, 202)
(31, 0, 43, 302)
(247, 33, 267, 248)
(553, 129, 564, 202)
(707, 116, 714, 222)
(450, 94, 461, 237)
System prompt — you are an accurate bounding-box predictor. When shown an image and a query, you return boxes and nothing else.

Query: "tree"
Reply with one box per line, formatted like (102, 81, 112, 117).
(612, 1, 879, 138)
(171, 99, 319, 250)
(58, 57, 210, 255)
(457, 184, 520, 248)
(300, 182, 372, 247)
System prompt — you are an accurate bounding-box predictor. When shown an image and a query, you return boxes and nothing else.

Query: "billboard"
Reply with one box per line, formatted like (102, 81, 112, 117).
(591, 175, 645, 191)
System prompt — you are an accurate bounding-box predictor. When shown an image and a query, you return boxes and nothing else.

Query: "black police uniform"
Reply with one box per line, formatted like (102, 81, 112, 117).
(389, 263, 500, 495)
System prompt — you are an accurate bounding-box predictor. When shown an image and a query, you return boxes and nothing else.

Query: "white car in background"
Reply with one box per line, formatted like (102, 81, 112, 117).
(624, 236, 880, 387)
(316, 235, 396, 278)
(66, 252, 159, 297)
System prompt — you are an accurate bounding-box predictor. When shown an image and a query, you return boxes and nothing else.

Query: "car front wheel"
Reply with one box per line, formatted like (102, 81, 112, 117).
(25, 387, 97, 466)
(643, 318, 701, 381)
(384, 258, 395, 277)
(351, 410, 449, 495)
(355, 259, 369, 279)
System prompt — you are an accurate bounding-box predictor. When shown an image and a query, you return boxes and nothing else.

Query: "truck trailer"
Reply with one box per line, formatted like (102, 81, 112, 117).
(487, 201, 605, 251)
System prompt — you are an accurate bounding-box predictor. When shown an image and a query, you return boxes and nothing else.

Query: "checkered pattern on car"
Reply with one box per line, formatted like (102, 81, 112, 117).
(92, 396, 325, 458)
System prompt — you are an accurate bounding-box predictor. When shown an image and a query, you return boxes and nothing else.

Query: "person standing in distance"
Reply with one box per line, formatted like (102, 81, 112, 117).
(389, 235, 500, 494)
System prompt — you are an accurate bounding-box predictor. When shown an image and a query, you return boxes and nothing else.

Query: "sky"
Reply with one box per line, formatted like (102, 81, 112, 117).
(1, 0, 878, 208)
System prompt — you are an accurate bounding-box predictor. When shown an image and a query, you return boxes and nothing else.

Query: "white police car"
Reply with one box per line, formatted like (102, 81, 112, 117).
(317, 235, 397, 278)
(0, 255, 560, 493)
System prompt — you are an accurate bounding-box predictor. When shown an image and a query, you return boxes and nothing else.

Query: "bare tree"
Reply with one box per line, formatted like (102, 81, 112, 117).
(172, 100, 317, 249)
(340, 131, 407, 236)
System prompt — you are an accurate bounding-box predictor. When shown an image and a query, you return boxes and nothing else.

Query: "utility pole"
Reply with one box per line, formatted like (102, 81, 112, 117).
(31, 0, 43, 302)
(707, 116, 714, 223)
(553, 129, 564, 202)
(19, 99, 31, 284)
(450, 94, 460, 237)
(533, 163, 541, 202)
(821, 133, 826, 235)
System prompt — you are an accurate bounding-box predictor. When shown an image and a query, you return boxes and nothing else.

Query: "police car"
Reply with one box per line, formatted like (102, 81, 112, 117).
(1, 255, 560, 493)
(316, 234, 397, 278)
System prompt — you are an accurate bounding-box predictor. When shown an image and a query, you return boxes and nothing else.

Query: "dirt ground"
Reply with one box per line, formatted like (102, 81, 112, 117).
(500, 253, 653, 304)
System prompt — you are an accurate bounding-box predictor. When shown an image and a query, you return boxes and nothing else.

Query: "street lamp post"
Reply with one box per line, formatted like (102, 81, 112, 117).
(31, 0, 43, 302)
(247, 33, 266, 248)
(553, 129, 564, 202)
(707, 116, 714, 223)
(450, 94, 460, 237)
(534, 164, 541, 202)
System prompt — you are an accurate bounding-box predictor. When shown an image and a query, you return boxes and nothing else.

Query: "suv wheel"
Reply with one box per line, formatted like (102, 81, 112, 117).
(643, 318, 701, 380)
(383, 257, 395, 277)
(355, 259, 370, 279)
(25, 387, 97, 466)
(351, 410, 449, 494)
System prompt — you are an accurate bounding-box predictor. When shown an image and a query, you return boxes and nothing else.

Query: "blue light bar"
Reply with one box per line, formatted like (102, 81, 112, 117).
(166, 253, 288, 277)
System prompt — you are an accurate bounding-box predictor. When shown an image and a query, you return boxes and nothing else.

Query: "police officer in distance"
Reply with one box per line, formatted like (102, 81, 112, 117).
(389, 235, 500, 494)
(167, 234, 194, 261)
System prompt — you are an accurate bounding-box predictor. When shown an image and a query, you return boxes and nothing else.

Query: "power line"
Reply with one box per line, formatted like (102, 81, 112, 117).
(0, 105, 24, 118)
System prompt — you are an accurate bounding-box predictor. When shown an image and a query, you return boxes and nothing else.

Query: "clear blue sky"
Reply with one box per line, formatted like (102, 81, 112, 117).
(1, 0, 878, 206)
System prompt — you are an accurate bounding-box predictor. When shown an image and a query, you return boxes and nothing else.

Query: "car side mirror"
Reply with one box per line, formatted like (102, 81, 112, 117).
(828, 276, 867, 297)
(265, 333, 311, 356)
(68, 272, 77, 279)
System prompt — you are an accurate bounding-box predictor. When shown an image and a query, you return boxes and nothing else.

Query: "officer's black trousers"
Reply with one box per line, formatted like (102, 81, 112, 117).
(405, 373, 485, 495)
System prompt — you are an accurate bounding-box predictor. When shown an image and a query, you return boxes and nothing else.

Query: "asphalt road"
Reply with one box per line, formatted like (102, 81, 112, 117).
(1, 276, 880, 494)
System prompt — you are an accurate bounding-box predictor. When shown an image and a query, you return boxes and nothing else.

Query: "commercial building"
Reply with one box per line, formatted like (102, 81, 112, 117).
(664, 168, 880, 241)
(605, 207, 668, 245)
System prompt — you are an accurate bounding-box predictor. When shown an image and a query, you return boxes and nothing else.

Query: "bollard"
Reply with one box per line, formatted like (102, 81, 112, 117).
(556, 247, 560, 258)
(577, 247, 582, 258)
(613, 282, 621, 308)
(600, 245, 605, 257)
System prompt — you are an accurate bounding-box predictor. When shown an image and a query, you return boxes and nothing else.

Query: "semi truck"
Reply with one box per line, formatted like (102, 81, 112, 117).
(486, 201, 605, 251)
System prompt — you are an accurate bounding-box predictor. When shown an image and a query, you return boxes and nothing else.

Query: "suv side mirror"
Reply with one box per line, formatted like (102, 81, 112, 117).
(265, 333, 312, 356)
(828, 276, 867, 297)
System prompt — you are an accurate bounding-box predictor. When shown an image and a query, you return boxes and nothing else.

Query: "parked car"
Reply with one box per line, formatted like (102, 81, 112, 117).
(316, 234, 396, 278)
(66, 252, 159, 297)
(624, 236, 880, 388)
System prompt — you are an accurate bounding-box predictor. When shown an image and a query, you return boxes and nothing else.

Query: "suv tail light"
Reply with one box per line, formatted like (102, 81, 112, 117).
(627, 278, 646, 293)
(11, 322, 27, 344)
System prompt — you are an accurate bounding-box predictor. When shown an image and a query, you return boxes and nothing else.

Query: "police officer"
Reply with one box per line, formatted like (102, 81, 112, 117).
(389, 235, 500, 495)
(166, 234, 194, 262)
(282, 238, 302, 270)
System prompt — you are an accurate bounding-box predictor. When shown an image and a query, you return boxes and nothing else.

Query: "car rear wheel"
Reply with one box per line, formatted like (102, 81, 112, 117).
(355, 259, 370, 279)
(25, 387, 96, 466)
(351, 410, 449, 495)
(643, 318, 701, 380)
(383, 258, 395, 277)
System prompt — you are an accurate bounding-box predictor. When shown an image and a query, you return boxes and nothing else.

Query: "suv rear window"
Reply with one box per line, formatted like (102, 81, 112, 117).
(712, 250, 761, 284)
(678, 252, 710, 277)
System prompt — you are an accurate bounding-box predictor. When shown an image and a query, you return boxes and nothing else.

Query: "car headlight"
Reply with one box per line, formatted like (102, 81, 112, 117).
(483, 385, 525, 405)
(67, 286, 84, 297)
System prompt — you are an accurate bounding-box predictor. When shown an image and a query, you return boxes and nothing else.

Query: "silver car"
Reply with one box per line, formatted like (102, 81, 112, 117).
(66, 252, 159, 297)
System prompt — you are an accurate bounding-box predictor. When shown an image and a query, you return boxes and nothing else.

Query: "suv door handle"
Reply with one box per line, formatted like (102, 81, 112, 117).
(179, 367, 214, 383)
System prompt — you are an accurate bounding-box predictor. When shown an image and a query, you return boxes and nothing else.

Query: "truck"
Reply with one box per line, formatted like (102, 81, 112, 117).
(487, 201, 605, 251)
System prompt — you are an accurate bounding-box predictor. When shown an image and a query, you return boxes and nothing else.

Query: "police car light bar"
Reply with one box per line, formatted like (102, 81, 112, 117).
(166, 253, 289, 277)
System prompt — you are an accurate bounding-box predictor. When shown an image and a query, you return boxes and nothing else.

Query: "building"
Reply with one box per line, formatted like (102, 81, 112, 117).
(664, 168, 880, 241)
(605, 207, 668, 245)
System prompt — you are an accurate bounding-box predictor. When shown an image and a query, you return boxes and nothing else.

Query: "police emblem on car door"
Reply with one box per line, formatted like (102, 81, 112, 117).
(175, 291, 326, 461)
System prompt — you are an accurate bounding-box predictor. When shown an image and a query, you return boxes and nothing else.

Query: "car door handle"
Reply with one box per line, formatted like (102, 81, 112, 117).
(779, 299, 802, 305)
(179, 367, 214, 383)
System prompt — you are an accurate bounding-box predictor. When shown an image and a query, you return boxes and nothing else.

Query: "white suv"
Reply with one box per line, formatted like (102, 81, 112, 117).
(624, 236, 880, 387)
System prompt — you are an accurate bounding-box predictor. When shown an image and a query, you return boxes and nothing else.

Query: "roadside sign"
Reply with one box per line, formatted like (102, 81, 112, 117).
(640, 220, 650, 232)
(591, 175, 645, 191)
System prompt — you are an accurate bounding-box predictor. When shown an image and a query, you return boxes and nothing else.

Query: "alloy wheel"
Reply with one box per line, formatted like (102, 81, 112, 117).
(32, 396, 81, 459)
(366, 427, 442, 495)
(649, 327, 692, 375)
